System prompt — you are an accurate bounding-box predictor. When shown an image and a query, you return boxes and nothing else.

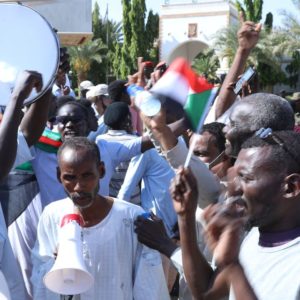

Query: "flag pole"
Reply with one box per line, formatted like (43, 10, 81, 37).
(184, 87, 219, 168)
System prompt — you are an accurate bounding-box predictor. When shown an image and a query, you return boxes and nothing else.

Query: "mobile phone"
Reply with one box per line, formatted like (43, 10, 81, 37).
(233, 67, 255, 95)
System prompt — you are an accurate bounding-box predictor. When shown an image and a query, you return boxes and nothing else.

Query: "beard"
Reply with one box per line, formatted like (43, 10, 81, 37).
(246, 204, 274, 231)
(68, 191, 95, 209)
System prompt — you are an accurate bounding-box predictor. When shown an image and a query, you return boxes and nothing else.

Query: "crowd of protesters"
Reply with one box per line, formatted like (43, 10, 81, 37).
(0, 17, 300, 300)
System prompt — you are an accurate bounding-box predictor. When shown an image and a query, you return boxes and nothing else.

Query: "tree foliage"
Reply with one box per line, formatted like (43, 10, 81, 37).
(84, 1, 160, 81)
(236, 0, 263, 23)
(192, 49, 220, 83)
(229, 0, 290, 89)
(129, 0, 147, 70)
(117, 0, 159, 78)
(264, 12, 273, 33)
(213, 24, 287, 90)
(279, 0, 300, 87)
(88, 3, 124, 83)
(119, 0, 133, 78)
(68, 38, 107, 86)
(145, 10, 159, 59)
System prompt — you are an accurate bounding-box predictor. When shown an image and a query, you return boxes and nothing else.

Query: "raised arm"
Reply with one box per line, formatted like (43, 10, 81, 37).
(142, 109, 220, 207)
(141, 109, 178, 151)
(171, 170, 257, 300)
(20, 88, 52, 146)
(170, 167, 214, 296)
(215, 19, 261, 119)
(0, 70, 42, 180)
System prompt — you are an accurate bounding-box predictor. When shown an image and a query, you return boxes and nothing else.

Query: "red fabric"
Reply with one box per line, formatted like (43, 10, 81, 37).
(165, 57, 213, 93)
(60, 214, 83, 227)
(144, 61, 154, 68)
(39, 135, 62, 148)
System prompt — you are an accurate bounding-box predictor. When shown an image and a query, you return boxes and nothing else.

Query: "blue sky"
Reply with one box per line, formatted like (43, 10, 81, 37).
(92, 0, 296, 28)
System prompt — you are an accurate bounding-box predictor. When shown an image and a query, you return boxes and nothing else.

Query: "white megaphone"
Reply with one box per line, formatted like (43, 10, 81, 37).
(43, 214, 94, 295)
(0, 270, 11, 300)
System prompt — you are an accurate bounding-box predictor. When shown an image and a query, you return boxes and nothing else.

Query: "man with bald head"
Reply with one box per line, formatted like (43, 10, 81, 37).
(223, 92, 294, 157)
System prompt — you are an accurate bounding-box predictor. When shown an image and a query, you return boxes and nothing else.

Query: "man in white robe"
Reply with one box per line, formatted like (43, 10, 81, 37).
(31, 137, 169, 300)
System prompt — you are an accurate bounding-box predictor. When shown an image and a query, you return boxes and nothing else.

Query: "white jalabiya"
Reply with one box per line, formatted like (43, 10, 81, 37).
(31, 198, 169, 300)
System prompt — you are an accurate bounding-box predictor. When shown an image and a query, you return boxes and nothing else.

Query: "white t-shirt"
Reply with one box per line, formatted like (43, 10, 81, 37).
(230, 227, 300, 300)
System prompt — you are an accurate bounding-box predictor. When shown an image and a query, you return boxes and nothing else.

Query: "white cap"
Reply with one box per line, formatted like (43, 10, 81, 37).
(135, 91, 161, 117)
(86, 84, 109, 100)
(79, 80, 94, 91)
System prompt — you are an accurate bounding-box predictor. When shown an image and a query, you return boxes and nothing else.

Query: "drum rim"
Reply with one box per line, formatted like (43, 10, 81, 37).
(0, 2, 60, 106)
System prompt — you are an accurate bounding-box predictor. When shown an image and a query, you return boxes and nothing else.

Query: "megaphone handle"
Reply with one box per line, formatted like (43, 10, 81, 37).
(60, 295, 74, 299)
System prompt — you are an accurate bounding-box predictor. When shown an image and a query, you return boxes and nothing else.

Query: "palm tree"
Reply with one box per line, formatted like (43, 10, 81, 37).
(192, 49, 220, 83)
(213, 25, 286, 90)
(106, 20, 123, 45)
(277, 0, 300, 55)
(68, 38, 107, 86)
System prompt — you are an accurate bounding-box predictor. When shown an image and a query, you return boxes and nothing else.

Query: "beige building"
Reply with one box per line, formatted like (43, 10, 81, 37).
(159, 0, 238, 68)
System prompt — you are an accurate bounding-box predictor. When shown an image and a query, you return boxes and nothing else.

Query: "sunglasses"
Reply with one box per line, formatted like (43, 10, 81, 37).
(55, 115, 84, 125)
(256, 128, 300, 166)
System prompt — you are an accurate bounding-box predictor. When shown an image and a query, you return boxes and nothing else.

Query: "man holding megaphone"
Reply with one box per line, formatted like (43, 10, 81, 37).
(31, 137, 169, 300)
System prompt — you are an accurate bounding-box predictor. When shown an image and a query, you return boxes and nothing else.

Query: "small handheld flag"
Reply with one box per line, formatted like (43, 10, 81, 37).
(151, 57, 218, 166)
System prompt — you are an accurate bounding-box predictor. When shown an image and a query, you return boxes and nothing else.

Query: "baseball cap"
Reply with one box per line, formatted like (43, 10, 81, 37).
(86, 84, 109, 99)
(79, 80, 94, 91)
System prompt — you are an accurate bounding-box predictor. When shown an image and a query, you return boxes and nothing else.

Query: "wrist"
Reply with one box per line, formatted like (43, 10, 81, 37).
(224, 262, 242, 282)
(237, 47, 251, 57)
(10, 93, 26, 107)
(151, 125, 171, 136)
(160, 241, 179, 258)
(178, 213, 196, 225)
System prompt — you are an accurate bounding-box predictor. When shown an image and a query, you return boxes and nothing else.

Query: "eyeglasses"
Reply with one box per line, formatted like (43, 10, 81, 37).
(55, 115, 83, 125)
(256, 128, 300, 166)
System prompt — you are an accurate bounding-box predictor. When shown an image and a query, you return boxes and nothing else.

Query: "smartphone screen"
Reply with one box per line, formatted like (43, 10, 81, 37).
(233, 67, 255, 95)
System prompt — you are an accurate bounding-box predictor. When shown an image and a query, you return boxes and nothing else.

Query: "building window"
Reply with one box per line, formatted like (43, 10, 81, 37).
(188, 23, 198, 38)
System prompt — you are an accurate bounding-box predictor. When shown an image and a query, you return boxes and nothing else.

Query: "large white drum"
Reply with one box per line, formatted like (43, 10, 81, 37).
(0, 2, 59, 106)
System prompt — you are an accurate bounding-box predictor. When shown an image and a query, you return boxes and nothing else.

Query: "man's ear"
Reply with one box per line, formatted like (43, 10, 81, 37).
(98, 161, 105, 179)
(283, 174, 300, 198)
(57, 167, 62, 183)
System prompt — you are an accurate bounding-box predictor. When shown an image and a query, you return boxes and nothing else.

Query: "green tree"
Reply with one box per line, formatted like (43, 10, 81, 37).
(92, 2, 102, 40)
(228, 0, 288, 90)
(274, 0, 300, 55)
(88, 2, 107, 84)
(264, 12, 273, 33)
(286, 51, 300, 88)
(119, 0, 133, 78)
(113, 0, 158, 78)
(129, 0, 147, 70)
(214, 24, 286, 90)
(145, 10, 159, 63)
(68, 38, 107, 87)
(236, 0, 263, 23)
(279, 0, 300, 87)
(192, 49, 220, 83)
(112, 42, 122, 78)
(89, 3, 124, 83)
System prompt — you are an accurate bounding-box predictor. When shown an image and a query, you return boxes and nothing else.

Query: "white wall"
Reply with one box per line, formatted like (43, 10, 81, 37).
(0, 0, 92, 45)
(160, 0, 238, 62)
